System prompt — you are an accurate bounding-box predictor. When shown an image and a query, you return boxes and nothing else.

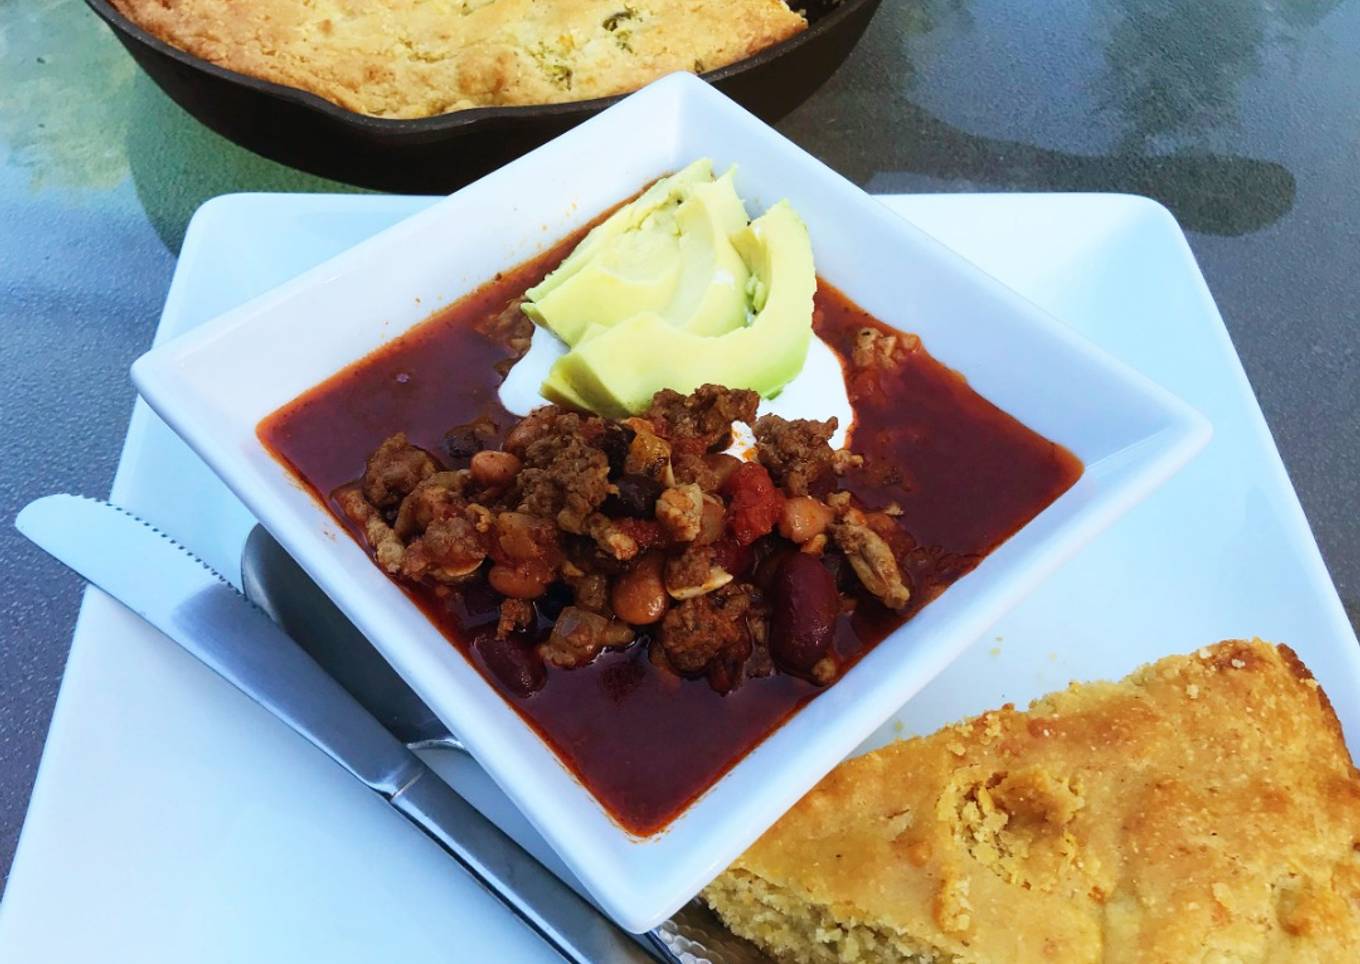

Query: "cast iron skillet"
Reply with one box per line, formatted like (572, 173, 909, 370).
(86, 0, 882, 192)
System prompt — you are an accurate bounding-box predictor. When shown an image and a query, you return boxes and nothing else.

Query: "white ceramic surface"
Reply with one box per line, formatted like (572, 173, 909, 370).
(127, 76, 1207, 930)
(6, 191, 1353, 962)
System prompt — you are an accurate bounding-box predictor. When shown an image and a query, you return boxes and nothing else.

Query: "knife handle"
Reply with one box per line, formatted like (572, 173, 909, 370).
(389, 768, 661, 963)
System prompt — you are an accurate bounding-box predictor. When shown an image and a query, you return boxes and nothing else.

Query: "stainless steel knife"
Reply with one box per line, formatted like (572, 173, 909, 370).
(15, 494, 658, 964)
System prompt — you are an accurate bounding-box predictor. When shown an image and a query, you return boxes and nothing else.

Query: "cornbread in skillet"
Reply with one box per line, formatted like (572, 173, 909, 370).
(109, 0, 807, 119)
(703, 640, 1360, 962)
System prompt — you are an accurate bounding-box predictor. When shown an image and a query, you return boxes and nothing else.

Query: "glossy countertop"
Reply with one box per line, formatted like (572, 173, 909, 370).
(2, 0, 1356, 889)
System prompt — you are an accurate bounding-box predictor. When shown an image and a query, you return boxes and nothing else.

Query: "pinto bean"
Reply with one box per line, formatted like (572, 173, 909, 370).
(470, 450, 521, 487)
(779, 496, 834, 544)
(610, 552, 670, 625)
(488, 562, 552, 599)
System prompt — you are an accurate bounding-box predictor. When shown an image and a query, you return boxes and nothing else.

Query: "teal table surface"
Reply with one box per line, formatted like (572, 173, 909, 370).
(2, 0, 1357, 889)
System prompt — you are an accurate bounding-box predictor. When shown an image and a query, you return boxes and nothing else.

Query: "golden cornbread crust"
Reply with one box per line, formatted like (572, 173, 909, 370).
(109, 0, 807, 118)
(704, 641, 1360, 963)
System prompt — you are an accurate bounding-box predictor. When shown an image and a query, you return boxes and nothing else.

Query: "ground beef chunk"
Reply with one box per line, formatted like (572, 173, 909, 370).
(393, 471, 472, 539)
(362, 433, 439, 510)
(658, 583, 764, 692)
(496, 598, 535, 639)
(503, 406, 604, 457)
(646, 384, 759, 451)
(670, 451, 714, 490)
(478, 297, 535, 373)
(402, 513, 487, 583)
(664, 543, 734, 600)
(832, 521, 911, 609)
(540, 606, 634, 668)
(585, 513, 641, 561)
(753, 415, 849, 496)
(567, 572, 610, 613)
(515, 431, 610, 533)
(656, 484, 705, 542)
(673, 452, 741, 493)
(336, 484, 405, 575)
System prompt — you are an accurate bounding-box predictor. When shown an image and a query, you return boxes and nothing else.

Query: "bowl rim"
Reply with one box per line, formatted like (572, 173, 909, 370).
(84, 0, 879, 137)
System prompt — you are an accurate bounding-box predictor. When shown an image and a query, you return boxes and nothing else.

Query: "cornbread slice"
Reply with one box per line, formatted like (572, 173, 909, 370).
(703, 641, 1360, 962)
(110, 0, 806, 119)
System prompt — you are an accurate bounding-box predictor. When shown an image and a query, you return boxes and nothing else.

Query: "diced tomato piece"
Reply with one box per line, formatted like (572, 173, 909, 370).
(723, 461, 785, 546)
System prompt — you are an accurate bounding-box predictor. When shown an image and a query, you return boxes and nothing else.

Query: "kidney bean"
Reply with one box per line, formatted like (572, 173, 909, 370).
(769, 552, 840, 680)
(476, 633, 545, 697)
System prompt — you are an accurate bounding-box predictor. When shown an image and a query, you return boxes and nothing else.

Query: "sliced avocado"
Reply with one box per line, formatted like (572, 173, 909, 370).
(539, 372, 593, 411)
(542, 201, 815, 417)
(524, 158, 712, 306)
(523, 160, 752, 346)
(540, 324, 604, 410)
(666, 170, 752, 338)
(524, 215, 685, 346)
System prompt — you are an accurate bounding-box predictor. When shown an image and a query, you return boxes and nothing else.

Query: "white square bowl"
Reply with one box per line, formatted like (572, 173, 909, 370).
(131, 73, 1210, 932)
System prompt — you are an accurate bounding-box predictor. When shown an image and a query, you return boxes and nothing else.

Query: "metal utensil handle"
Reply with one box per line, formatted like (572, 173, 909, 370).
(388, 769, 660, 963)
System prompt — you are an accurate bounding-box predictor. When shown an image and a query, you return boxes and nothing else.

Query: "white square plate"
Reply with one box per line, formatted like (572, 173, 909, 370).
(1, 192, 1355, 962)
(127, 76, 1208, 930)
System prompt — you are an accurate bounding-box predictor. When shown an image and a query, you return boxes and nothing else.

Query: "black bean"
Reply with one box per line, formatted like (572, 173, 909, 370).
(598, 421, 636, 477)
(535, 581, 574, 622)
(445, 417, 497, 468)
(604, 473, 663, 518)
